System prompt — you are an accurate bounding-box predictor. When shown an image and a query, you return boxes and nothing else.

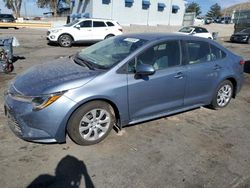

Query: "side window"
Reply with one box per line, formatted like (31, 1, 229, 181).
(93, 21, 106, 27)
(209, 44, 226, 61)
(128, 41, 180, 72)
(106, 22, 115, 26)
(79, 20, 92, 28)
(186, 41, 211, 64)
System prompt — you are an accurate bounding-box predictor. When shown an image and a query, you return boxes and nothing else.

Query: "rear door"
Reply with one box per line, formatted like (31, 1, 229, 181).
(183, 40, 219, 106)
(92, 21, 109, 40)
(127, 40, 187, 121)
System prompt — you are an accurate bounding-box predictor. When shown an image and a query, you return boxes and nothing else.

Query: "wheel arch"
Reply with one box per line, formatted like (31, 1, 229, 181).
(225, 77, 237, 98)
(58, 33, 75, 42)
(66, 98, 121, 131)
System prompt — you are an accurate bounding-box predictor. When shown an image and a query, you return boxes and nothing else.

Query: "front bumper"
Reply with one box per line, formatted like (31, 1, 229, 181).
(230, 36, 248, 43)
(4, 92, 76, 143)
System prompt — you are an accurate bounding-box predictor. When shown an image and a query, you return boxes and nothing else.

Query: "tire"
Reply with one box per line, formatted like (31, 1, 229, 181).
(67, 101, 116, 145)
(58, 34, 73, 47)
(210, 80, 233, 109)
(105, 34, 115, 39)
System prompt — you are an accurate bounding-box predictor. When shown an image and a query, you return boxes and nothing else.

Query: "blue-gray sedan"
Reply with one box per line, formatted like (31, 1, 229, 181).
(4, 33, 245, 145)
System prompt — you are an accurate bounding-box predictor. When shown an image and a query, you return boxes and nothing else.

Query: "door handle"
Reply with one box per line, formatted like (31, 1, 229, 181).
(87, 29, 92, 31)
(214, 64, 222, 70)
(174, 72, 183, 79)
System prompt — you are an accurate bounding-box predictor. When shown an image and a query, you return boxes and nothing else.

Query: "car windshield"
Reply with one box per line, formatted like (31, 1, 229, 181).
(179, 27, 193, 33)
(239, 28, 250, 33)
(64, 19, 79, 27)
(78, 36, 148, 69)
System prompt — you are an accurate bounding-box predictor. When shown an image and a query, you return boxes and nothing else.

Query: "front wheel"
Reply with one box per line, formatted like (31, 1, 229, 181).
(67, 101, 116, 145)
(58, 34, 73, 47)
(210, 80, 233, 109)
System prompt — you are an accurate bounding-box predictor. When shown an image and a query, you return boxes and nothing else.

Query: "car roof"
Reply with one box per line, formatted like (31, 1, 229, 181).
(78, 18, 117, 22)
(120, 32, 208, 42)
(183, 26, 206, 29)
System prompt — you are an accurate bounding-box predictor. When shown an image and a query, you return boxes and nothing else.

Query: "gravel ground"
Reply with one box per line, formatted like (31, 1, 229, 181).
(0, 27, 249, 188)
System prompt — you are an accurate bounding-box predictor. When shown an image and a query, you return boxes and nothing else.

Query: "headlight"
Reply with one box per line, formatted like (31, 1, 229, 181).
(11, 91, 66, 111)
(51, 29, 62, 33)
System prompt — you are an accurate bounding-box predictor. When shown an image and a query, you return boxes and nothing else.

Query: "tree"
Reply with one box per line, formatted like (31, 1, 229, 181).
(186, 2, 202, 16)
(37, 0, 58, 17)
(206, 3, 222, 18)
(3, 0, 22, 18)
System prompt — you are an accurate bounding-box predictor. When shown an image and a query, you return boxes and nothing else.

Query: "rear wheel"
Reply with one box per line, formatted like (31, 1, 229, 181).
(58, 34, 73, 47)
(210, 80, 233, 109)
(67, 101, 116, 145)
(105, 34, 115, 39)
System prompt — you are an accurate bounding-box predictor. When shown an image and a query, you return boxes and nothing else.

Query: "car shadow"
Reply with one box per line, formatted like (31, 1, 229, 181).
(244, 60, 250, 74)
(26, 155, 95, 188)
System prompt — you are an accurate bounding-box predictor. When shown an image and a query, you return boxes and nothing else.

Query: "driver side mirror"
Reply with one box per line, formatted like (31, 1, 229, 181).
(135, 63, 155, 76)
(75, 24, 80, 29)
(191, 31, 196, 35)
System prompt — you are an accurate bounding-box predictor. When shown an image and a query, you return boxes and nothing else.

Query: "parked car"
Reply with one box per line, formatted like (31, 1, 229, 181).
(47, 18, 123, 47)
(0, 14, 15, 23)
(204, 17, 213, 25)
(4, 33, 244, 145)
(194, 16, 205, 25)
(230, 28, 250, 44)
(177, 26, 213, 39)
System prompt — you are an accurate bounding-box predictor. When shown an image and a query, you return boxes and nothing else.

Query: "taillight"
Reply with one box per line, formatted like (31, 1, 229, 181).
(119, 28, 123, 32)
(240, 60, 245, 65)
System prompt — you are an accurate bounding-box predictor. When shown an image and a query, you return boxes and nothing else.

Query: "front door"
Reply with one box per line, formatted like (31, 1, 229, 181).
(127, 40, 186, 121)
(74, 20, 93, 41)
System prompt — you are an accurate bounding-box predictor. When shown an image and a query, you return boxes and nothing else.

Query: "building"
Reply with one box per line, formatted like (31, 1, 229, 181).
(70, 0, 185, 26)
(232, 9, 250, 32)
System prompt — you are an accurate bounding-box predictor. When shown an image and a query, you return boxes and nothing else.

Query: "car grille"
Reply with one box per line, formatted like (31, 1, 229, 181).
(5, 106, 22, 135)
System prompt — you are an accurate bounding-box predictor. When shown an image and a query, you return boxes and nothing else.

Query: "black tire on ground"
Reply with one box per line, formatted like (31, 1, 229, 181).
(67, 101, 116, 145)
(58, 34, 73, 47)
(105, 34, 115, 39)
(210, 80, 233, 110)
(247, 37, 250, 44)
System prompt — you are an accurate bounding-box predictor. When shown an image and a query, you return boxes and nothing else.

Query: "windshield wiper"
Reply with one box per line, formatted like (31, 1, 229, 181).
(74, 54, 95, 70)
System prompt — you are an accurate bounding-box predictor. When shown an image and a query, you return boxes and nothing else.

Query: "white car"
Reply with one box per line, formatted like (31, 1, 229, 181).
(177, 26, 213, 39)
(47, 18, 123, 47)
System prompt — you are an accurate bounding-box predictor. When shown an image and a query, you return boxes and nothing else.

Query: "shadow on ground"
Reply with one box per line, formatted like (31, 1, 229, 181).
(244, 60, 250, 74)
(27, 155, 94, 188)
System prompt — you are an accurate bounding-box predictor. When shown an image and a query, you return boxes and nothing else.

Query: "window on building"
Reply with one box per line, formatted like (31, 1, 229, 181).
(172, 5, 180, 14)
(93, 21, 106, 27)
(102, 0, 110, 4)
(79, 20, 92, 28)
(157, 3, 166, 12)
(142, 0, 150, 10)
(125, 0, 134, 7)
(106, 22, 115, 26)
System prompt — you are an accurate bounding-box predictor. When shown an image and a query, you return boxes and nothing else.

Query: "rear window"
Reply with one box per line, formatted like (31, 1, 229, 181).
(93, 21, 106, 27)
(106, 22, 115, 26)
(186, 41, 226, 64)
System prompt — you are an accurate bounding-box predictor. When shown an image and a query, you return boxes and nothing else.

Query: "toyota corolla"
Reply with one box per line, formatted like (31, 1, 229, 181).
(4, 33, 244, 145)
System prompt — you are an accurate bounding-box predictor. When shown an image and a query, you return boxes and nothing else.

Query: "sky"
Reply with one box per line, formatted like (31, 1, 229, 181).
(0, 0, 250, 16)
(186, 0, 250, 15)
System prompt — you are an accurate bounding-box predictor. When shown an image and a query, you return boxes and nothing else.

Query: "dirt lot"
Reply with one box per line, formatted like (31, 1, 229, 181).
(0, 28, 250, 188)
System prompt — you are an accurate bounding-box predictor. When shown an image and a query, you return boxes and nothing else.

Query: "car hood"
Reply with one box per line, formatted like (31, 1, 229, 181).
(175, 32, 190, 35)
(12, 57, 101, 96)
